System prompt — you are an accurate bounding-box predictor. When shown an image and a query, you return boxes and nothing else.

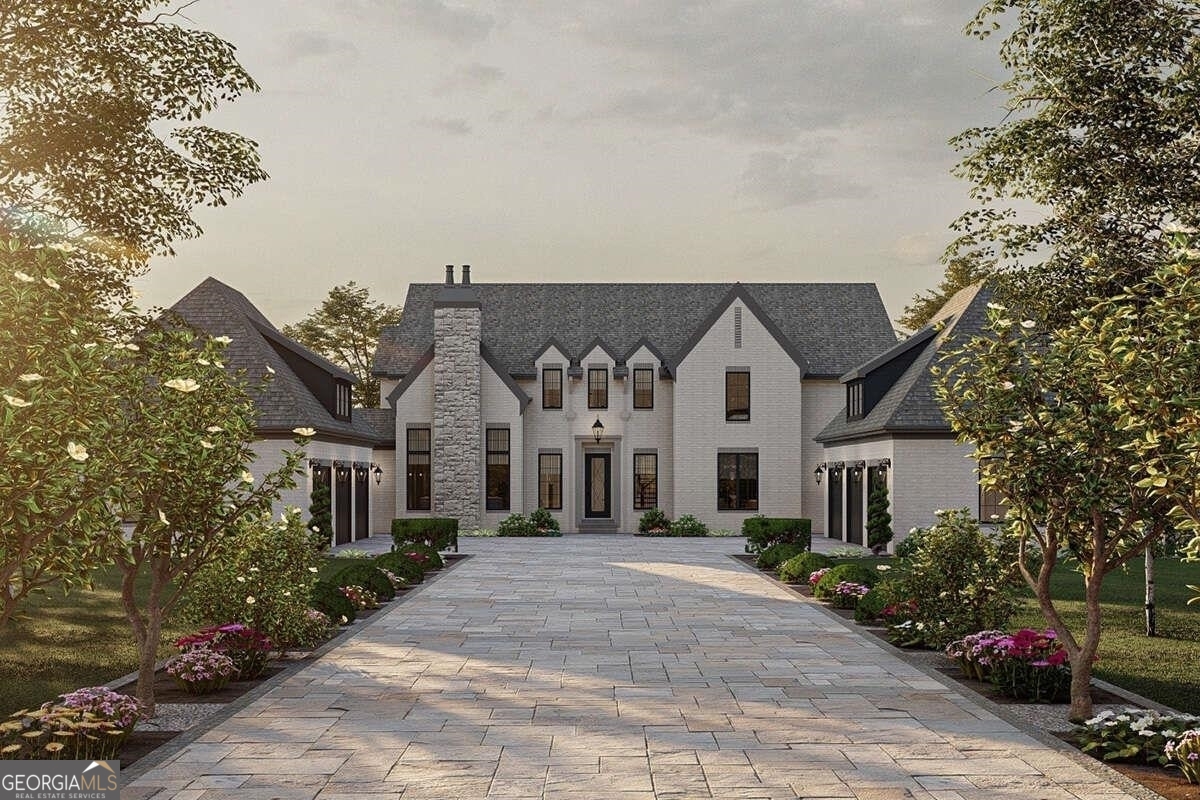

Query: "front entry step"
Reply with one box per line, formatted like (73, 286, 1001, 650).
(577, 519, 619, 533)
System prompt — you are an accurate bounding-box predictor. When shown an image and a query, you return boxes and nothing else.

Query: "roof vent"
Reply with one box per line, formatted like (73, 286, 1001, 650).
(444, 265, 455, 285)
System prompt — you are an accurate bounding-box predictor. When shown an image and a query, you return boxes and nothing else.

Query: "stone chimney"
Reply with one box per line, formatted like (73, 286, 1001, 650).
(432, 265, 481, 530)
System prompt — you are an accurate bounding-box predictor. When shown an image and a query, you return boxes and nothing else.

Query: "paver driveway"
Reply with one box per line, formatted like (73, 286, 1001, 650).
(126, 536, 1143, 800)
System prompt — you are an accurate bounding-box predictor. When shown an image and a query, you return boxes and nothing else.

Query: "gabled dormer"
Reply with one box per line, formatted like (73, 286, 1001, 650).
(256, 322, 358, 421)
(839, 326, 936, 421)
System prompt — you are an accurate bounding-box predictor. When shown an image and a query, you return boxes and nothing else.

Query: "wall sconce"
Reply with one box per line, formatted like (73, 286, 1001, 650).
(371, 463, 383, 485)
(849, 460, 865, 478)
(877, 457, 891, 475)
(591, 417, 605, 443)
(814, 463, 826, 485)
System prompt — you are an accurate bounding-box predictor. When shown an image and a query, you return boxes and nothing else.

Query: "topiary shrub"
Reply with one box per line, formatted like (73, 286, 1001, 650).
(777, 551, 834, 583)
(742, 516, 812, 553)
(637, 508, 672, 534)
(310, 580, 356, 624)
(391, 517, 458, 551)
(393, 542, 444, 569)
(670, 514, 708, 537)
(756, 542, 807, 571)
(813, 563, 878, 599)
(866, 482, 893, 554)
(333, 562, 396, 602)
(529, 507, 561, 534)
(373, 551, 425, 585)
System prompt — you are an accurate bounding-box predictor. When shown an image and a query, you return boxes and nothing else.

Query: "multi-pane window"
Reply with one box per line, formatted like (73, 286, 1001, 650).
(406, 428, 431, 511)
(633, 367, 654, 409)
(539, 453, 562, 510)
(335, 381, 351, 419)
(634, 453, 658, 509)
(542, 367, 562, 409)
(486, 428, 510, 511)
(588, 367, 608, 409)
(979, 484, 1007, 523)
(847, 381, 864, 419)
(717, 452, 758, 510)
(725, 371, 750, 421)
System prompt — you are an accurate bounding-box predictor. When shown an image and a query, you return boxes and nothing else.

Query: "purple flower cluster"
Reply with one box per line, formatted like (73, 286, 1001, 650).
(165, 648, 237, 682)
(831, 581, 871, 599)
(51, 687, 144, 729)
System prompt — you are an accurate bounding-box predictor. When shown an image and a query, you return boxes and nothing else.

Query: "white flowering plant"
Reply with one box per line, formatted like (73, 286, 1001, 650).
(1075, 708, 1200, 766)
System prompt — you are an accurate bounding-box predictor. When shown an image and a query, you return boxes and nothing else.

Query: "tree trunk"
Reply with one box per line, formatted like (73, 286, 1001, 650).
(1145, 547, 1156, 637)
(119, 552, 163, 717)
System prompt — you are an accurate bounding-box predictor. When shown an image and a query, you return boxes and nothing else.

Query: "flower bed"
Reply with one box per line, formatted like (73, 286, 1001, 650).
(0, 687, 144, 760)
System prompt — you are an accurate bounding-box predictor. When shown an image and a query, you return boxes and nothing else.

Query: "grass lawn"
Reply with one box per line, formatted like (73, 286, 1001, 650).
(0, 566, 186, 717)
(1008, 556, 1200, 714)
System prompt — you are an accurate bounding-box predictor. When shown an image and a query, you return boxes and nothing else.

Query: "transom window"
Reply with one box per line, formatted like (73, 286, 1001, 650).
(406, 428, 431, 511)
(588, 367, 608, 409)
(725, 371, 750, 421)
(633, 367, 654, 409)
(542, 367, 562, 409)
(539, 453, 562, 510)
(634, 453, 658, 509)
(486, 428, 510, 511)
(718, 452, 758, 511)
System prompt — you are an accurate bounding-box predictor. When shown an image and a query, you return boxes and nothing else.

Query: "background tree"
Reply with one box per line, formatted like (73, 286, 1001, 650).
(948, 1, 1200, 324)
(899, 258, 987, 331)
(0, 0, 268, 285)
(283, 282, 403, 408)
(936, 250, 1200, 720)
(109, 328, 307, 714)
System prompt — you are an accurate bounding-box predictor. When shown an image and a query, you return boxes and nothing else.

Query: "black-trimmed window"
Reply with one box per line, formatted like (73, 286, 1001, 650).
(406, 428, 431, 511)
(633, 367, 654, 409)
(725, 371, 750, 421)
(539, 453, 562, 510)
(486, 428, 510, 511)
(847, 380, 864, 420)
(542, 367, 562, 409)
(634, 453, 657, 509)
(335, 380, 352, 419)
(979, 483, 1007, 523)
(588, 367, 608, 409)
(718, 452, 758, 510)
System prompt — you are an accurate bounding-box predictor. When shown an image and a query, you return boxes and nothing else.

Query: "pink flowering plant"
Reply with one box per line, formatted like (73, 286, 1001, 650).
(829, 581, 871, 609)
(944, 630, 1007, 681)
(980, 628, 1071, 703)
(1075, 709, 1200, 767)
(0, 687, 144, 760)
(807, 568, 830, 587)
(339, 584, 378, 610)
(165, 648, 237, 695)
(1165, 729, 1200, 783)
(176, 622, 273, 680)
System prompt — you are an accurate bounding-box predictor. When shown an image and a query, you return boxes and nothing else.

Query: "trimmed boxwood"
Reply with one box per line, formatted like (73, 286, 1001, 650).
(636, 508, 671, 534)
(777, 551, 834, 583)
(813, 563, 878, 599)
(333, 562, 396, 602)
(392, 542, 444, 570)
(756, 543, 807, 571)
(742, 516, 812, 554)
(373, 551, 426, 585)
(392, 517, 458, 551)
(310, 580, 356, 623)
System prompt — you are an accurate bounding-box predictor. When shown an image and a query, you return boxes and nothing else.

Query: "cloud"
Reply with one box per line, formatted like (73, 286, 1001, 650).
(434, 63, 505, 95)
(282, 30, 358, 63)
(389, 0, 495, 42)
(419, 117, 472, 135)
(890, 233, 943, 265)
(739, 151, 870, 208)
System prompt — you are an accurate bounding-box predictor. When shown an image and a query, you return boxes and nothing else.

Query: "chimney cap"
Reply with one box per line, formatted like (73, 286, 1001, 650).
(462, 264, 472, 285)
(444, 265, 455, 285)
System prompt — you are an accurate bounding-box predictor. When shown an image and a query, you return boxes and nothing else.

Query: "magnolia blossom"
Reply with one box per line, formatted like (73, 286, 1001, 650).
(197, 358, 210, 366)
(12, 271, 34, 283)
(213, 335, 232, 345)
(1020, 320, 1035, 329)
(292, 427, 315, 437)
(66, 441, 89, 462)
(42, 277, 60, 289)
(240, 470, 254, 484)
(986, 301, 1006, 311)
(200, 440, 215, 450)
(18, 373, 43, 382)
(164, 378, 200, 393)
(3, 394, 31, 407)
(245, 595, 256, 605)
(158, 510, 169, 526)
(265, 364, 276, 375)
(205, 425, 224, 433)
(1001, 381, 1015, 390)
(123, 343, 139, 351)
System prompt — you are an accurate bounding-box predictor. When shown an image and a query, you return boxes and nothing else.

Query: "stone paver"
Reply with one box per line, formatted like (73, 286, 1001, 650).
(125, 536, 1145, 799)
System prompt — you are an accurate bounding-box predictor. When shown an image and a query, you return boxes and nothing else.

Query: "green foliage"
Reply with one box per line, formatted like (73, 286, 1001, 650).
(813, 564, 878, 599)
(948, 0, 1200, 325)
(496, 513, 562, 537)
(777, 552, 834, 584)
(0, 0, 267, 272)
(281, 283, 403, 408)
(332, 562, 395, 602)
(391, 518, 458, 551)
(307, 475, 332, 551)
(309, 580, 355, 624)
(854, 580, 902, 624)
(637, 508, 671, 534)
(893, 509, 1016, 649)
(371, 551, 426, 585)
(669, 514, 708, 537)
(742, 516, 811, 553)
(756, 543, 807, 571)
(894, 527, 929, 560)
(393, 542, 444, 570)
(900, 258, 988, 331)
(529, 507, 560, 534)
(179, 510, 321, 648)
(1075, 710, 1200, 767)
(866, 483, 893, 554)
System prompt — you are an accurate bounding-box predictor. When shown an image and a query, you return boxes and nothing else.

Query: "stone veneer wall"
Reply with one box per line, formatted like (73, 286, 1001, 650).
(432, 305, 482, 530)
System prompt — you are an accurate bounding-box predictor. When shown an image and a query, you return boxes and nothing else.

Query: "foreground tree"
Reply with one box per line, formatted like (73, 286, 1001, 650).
(283, 282, 402, 408)
(0, 0, 268, 284)
(948, 0, 1200, 324)
(109, 327, 308, 713)
(937, 248, 1200, 720)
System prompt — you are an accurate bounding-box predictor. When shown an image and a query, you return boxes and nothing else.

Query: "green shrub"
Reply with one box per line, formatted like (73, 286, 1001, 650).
(637, 508, 671, 534)
(813, 563, 878, 599)
(373, 551, 425, 585)
(854, 579, 903, 623)
(497, 513, 535, 536)
(742, 516, 811, 553)
(777, 551, 834, 583)
(181, 510, 323, 647)
(391, 517, 459, 551)
(895, 508, 1018, 648)
(670, 514, 708, 537)
(894, 526, 930, 559)
(332, 562, 396, 602)
(866, 483, 893, 554)
(310, 580, 356, 623)
(529, 507, 561, 533)
(756, 543, 807, 571)
(393, 542, 444, 569)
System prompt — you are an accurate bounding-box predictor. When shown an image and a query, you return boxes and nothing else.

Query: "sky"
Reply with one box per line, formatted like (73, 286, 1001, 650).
(134, 0, 1009, 329)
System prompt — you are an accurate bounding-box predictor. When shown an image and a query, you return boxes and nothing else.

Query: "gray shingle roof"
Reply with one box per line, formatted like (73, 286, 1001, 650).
(374, 282, 897, 380)
(815, 284, 992, 443)
(170, 278, 391, 446)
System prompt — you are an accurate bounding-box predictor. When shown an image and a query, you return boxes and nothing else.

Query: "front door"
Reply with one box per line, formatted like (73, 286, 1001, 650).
(846, 467, 864, 545)
(584, 453, 611, 518)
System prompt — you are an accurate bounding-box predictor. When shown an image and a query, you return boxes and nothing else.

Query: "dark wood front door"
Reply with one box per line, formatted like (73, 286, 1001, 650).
(584, 453, 611, 518)
(335, 467, 352, 545)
